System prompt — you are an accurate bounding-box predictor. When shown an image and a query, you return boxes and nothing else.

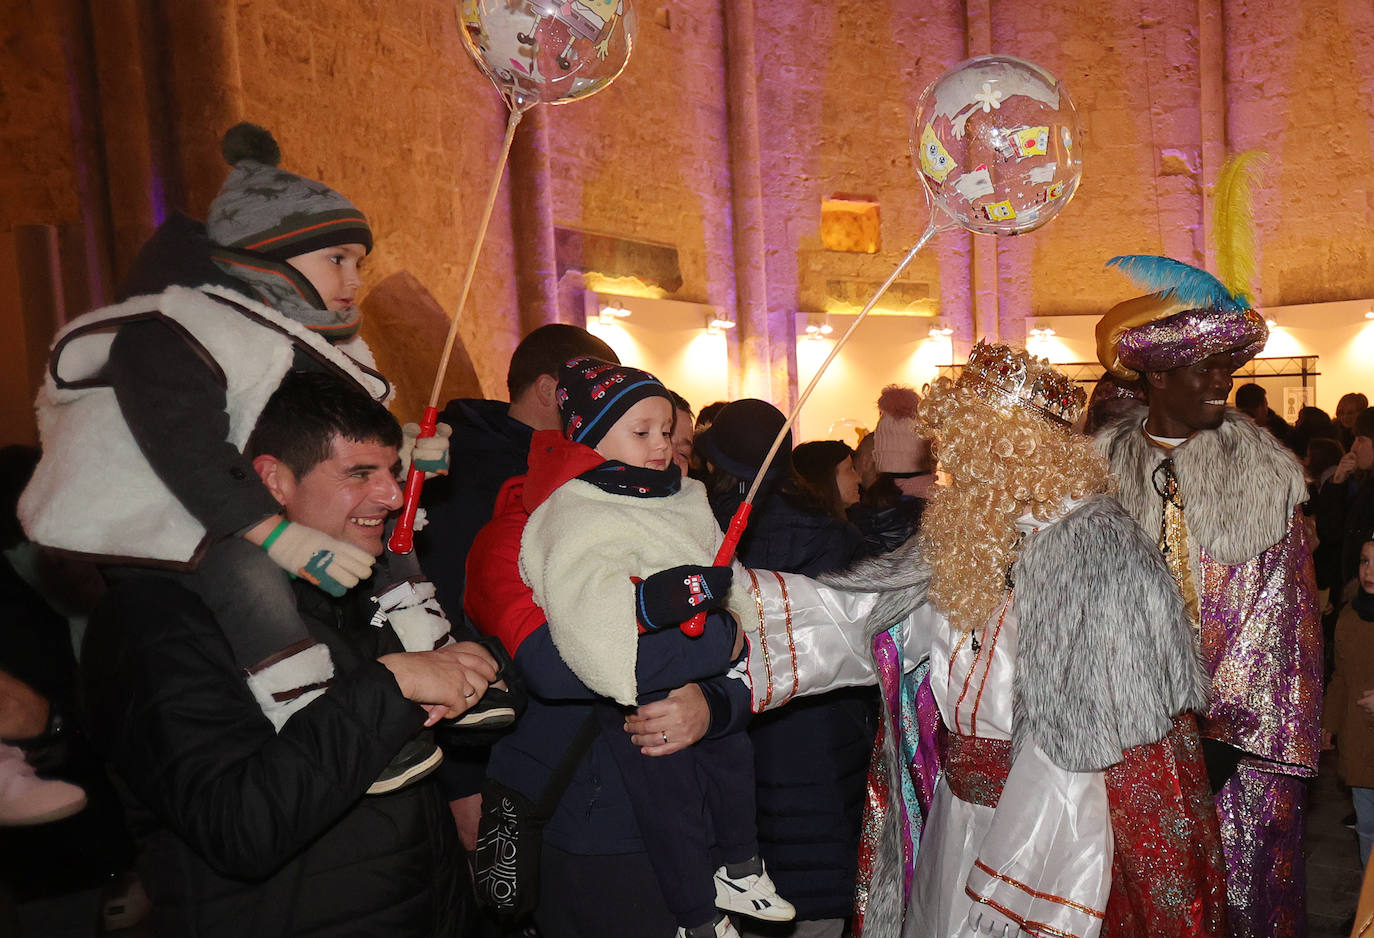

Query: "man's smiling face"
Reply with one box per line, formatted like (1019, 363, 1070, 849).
(1145, 351, 1237, 438)
(276, 434, 403, 556)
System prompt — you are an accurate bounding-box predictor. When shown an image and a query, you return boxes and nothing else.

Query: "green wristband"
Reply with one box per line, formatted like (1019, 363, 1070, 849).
(258, 519, 291, 552)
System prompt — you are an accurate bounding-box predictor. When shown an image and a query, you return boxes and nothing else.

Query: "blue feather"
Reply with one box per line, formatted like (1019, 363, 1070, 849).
(1106, 255, 1245, 311)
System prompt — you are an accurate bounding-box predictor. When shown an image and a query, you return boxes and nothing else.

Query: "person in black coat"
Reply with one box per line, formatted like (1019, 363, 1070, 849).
(415, 324, 617, 850)
(82, 372, 499, 937)
(696, 401, 872, 934)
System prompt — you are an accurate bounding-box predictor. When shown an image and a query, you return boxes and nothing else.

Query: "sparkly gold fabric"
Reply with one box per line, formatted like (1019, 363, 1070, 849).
(1155, 458, 1201, 629)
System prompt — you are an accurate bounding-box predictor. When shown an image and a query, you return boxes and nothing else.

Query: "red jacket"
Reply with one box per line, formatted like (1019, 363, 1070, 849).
(464, 430, 605, 656)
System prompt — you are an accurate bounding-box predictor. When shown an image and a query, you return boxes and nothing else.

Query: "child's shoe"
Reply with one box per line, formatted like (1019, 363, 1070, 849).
(0, 740, 87, 826)
(713, 861, 795, 922)
(677, 913, 741, 938)
(366, 731, 443, 795)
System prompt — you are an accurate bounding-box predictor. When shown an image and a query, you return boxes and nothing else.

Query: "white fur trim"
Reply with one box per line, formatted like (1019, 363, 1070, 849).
(243, 643, 335, 732)
(518, 477, 722, 706)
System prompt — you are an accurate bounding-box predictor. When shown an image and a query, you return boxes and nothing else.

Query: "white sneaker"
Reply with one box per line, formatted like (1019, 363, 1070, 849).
(676, 915, 742, 938)
(713, 864, 796, 922)
(0, 741, 87, 826)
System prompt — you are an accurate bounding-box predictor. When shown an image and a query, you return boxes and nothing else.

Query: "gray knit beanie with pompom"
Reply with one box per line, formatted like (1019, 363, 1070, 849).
(206, 123, 371, 261)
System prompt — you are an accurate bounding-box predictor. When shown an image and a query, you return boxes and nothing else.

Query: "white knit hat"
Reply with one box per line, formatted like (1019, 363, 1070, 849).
(873, 385, 930, 474)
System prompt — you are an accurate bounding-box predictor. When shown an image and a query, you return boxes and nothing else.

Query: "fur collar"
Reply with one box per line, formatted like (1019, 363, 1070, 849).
(1096, 406, 1306, 564)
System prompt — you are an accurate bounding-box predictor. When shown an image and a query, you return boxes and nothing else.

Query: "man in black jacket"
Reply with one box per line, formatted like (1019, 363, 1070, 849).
(417, 323, 616, 850)
(83, 372, 498, 937)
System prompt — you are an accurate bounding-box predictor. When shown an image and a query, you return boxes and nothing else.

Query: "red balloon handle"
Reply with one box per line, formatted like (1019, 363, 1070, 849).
(680, 502, 753, 637)
(387, 405, 439, 556)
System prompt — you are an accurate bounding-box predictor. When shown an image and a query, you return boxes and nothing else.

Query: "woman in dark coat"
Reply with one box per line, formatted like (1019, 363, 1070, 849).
(696, 400, 872, 935)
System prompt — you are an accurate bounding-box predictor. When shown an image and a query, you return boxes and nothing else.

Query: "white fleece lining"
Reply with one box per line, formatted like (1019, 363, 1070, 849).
(518, 477, 724, 706)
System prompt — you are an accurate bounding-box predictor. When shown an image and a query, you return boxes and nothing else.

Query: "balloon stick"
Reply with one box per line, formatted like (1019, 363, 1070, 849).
(389, 105, 526, 555)
(679, 216, 951, 635)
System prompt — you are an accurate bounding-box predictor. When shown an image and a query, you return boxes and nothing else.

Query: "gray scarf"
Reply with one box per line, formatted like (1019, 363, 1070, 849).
(211, 247, 360, 341)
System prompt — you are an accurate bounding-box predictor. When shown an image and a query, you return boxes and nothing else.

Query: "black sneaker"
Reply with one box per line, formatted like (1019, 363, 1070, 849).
(446, 686, 518, 729)
(367, 732, 443, 795)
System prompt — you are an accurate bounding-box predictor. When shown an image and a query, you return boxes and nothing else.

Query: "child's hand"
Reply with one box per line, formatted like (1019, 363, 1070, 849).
(634, 564, 733, 631)
(1359, 689, 1374, 720)
(399, 422, 452, 478)
(258, 521, 376, 597)
(1321, 729, 1335, 751)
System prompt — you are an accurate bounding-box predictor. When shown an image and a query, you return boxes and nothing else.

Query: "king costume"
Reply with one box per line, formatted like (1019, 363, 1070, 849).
(1094, 248, 1322, 937)
(725, 342, 1228, 938)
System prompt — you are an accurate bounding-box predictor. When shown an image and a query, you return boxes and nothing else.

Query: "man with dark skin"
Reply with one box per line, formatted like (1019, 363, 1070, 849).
(1095, 281, 1321, 938)
(1142, 352, 1236, 439)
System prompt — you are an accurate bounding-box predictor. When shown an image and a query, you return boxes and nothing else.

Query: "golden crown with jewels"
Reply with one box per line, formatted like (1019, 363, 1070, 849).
(956, 339, 1086, 427)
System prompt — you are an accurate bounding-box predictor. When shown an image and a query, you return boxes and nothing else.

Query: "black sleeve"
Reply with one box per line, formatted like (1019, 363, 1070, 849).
(106, 317, 283, 539)
(84, 579, 423, 880)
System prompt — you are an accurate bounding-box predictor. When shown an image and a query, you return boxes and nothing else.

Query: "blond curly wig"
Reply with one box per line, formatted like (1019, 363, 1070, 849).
(915, 375, 1111, 632)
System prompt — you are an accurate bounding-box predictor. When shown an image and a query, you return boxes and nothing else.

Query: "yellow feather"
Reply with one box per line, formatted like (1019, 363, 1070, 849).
(1212, 151, 1265, 304)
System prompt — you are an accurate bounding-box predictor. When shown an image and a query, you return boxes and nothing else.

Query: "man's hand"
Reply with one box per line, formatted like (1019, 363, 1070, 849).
(249, 518, 376, 597)
(380, 641, 499, 724)
(624, 683, 711, 756)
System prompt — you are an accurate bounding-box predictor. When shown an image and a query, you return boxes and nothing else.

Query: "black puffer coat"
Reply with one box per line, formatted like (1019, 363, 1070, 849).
(83, 575, 471, 938)
(711, 488, 874, 921)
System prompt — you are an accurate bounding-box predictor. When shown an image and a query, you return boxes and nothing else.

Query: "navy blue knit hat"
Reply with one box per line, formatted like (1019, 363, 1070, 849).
(558, 357, 671, 448)
(695, 398, 792, 484)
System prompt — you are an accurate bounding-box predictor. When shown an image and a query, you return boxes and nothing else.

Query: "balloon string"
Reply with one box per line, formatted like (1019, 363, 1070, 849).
(426, 106, 526, 409)
(742, 220, 949, 507)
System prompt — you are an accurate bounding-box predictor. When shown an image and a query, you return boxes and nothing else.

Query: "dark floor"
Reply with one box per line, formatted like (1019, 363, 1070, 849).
(7, 752, 1367, 937)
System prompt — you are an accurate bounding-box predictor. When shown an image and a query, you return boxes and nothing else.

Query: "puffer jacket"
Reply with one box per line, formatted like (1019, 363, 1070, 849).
(83, 574, 470, 938)
(711, 486, 874, 921)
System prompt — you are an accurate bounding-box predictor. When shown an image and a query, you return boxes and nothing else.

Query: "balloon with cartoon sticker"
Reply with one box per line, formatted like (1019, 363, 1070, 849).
(460, 0, 637, 114)
(910, 54, 1082, 236)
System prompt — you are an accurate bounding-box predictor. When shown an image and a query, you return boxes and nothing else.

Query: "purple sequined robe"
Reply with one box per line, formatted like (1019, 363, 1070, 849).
(1098, 409, 1323, 938)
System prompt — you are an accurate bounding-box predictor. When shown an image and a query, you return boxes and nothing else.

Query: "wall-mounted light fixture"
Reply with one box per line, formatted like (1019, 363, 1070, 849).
(1265, 314, 1278, 328)
(799, 314, 834, 341)
(1028, 325, 1056, 340)
(927, 323, 953, 338)
(706, 314, 736, 336)
(598, 298, 632, 325)
(1365, 310, 1374, 320)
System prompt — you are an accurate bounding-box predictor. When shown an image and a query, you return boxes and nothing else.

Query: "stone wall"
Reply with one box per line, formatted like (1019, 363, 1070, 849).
(2, 0, 1372, 446)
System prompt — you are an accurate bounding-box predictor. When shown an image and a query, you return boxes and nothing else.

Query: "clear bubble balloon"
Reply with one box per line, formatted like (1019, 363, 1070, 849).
(460, 0, 637, 114)
(911, 54, 1083, 236)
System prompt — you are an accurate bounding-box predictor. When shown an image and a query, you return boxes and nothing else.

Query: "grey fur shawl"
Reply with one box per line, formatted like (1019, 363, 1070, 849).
(1095, 406, 1307, 565)
(1012, 495, 1208, 771)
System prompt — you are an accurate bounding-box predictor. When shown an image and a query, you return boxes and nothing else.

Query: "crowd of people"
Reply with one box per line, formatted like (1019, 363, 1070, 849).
(2, 122, 1372, 938)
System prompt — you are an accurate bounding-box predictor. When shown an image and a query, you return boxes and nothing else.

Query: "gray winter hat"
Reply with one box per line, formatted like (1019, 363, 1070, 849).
(206, 123, 372, 261)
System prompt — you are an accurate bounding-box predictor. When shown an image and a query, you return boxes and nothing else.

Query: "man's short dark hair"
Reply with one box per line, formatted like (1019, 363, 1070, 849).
(247, 371, 402, 477)
(506, 324, 618, 399)
(1234, 383, 1266, 411)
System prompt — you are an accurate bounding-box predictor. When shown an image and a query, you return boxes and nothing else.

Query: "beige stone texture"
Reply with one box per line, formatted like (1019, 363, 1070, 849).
(2, 0, 1373, 445)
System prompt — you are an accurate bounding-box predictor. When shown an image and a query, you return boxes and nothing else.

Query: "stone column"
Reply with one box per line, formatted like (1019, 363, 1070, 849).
(722, 1, 787, 405)
(509, 107, 560, 332)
